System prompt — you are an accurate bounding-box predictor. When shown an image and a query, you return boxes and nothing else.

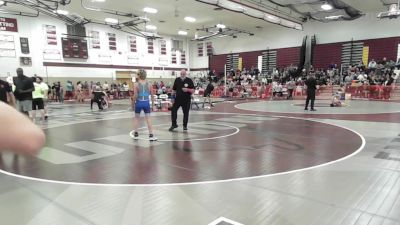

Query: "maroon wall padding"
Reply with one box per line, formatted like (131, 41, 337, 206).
(43, 62, 186, 71)
(205, 36, 400, 72)
(191, 68, 209, 71)
(277, 47, 300, 68)
(364, 37, 400, 62)
(209, 54, 227, 76)
(313, 42, 343, 69)
(239, 51, 263, 70)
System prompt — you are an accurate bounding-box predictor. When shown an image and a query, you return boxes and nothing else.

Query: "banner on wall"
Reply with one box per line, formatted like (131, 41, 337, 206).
(397, 44, 400, 61)
(147, 38, 154, 54)
(197, 42, 203, 57)
(90, 31, 100, 49)
(20, 37, 29, 54)
(107, 33, 117, 50)
(128, 36, 137, 52)
(206, 42, 213, 55)
(362, 46, 369, 66)
(159, 39, 166, 55)
(44, 25, 57, 45)
(238, 57, 243, 70)
(0, 34, 16, 57)
(171, 51, 177, 64)
(0, 17, 18, 32)
(181, 51, 186, 65)
(20, 57, 32, 66)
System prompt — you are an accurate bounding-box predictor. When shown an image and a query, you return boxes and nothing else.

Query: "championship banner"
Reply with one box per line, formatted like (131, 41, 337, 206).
(362, 46, 369, 66)
(0, 17, 18, 32)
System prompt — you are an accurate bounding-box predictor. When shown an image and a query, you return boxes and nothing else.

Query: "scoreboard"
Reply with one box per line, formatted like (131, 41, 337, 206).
(62, 38, 88, 59)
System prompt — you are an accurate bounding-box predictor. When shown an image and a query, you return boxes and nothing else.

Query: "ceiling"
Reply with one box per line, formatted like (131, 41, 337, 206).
(0, 0, 397, 38)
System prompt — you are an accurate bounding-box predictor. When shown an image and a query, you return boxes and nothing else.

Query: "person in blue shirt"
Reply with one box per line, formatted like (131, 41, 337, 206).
(132, 69, 157, 141)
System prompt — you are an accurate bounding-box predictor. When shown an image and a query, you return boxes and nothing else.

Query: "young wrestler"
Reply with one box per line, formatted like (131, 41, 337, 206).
(132, 69, 157, 141)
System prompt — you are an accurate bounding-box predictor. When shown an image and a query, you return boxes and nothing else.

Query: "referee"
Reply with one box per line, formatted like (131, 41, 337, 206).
(169, 69, 195, 131)
(304, 73, 317, 111)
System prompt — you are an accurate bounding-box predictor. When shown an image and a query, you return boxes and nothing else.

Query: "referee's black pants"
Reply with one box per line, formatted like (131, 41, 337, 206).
(305, 89, 316, 110)
(91, 98, 103, 110)
(171, 99, 191, 127)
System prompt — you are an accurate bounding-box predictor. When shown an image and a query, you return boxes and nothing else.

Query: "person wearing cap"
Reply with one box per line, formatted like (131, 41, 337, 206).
(131, 69, 157, 141)
(169, 69, 195, 131)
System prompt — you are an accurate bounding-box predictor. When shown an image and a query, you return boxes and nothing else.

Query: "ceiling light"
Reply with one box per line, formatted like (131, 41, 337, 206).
(146, 24, 157, 30)
(294, 24, 303, 30)
(281, 20, 295, 28)
(55, 9, 69, 15)
(218, 0, 244, 12)
(216, 24, 226, 29)
(105, 18, 118, 24)
(184, 16, 196, 22)
(244, 7, 265, 18)
(143, 7, 158, 14)
(91, 0, 106, 2)
(321, 3, 333, 11)
(178, 30, 188, 35)
(265, 14, 280, 23)
(325, 15, 343, 20)
(197, 0, 218, 4)
(0, 1, 5, 6)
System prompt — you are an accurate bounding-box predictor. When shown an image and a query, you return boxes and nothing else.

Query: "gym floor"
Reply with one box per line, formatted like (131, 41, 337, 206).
(0, 99, 399, 225)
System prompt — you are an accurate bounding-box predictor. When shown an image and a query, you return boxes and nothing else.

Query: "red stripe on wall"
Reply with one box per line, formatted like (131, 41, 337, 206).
(239, 51, 263, 70)
(43, 62, 186, 71)
(277, 47, 300, 68)
(209, 36, 400, 72)
(364, 37, 400, 62)
(209, 54, 227, 76)
(191, 68, 209, 71)
(313, 42, 343, 69)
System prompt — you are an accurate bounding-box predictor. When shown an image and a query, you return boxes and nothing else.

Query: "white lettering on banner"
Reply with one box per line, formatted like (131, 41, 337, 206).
(0, 22, 14, 27)
(0, 17, 18, 32)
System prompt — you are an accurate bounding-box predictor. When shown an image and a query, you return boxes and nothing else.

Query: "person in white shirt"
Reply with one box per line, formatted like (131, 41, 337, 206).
(357, 73, 366, 83)
(368, 59, 377, 70)
(272, 81, 283, 97)
(31, 77, 48, 122)
(102, 81, 109, 91)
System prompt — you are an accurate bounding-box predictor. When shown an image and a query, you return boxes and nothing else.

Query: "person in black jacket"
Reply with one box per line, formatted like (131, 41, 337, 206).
(202, 80, 214, 108)
(13, 68, 34, 116)
(169, 69, 195, 131)
(305, 73, 317, 111)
